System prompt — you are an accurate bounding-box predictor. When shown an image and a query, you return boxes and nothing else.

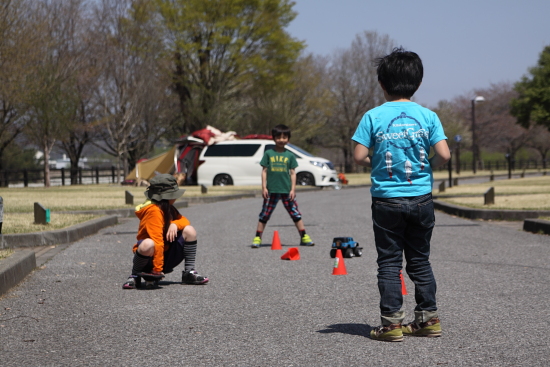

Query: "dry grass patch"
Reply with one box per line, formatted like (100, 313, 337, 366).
(435, 176, 550, 196)
(0, 248, 14, 260)
(344, 173, 371, 185)
(1, 212, 99, 234)
(0, 184, 265, 213)
(436, 176, 550, 210)
(442, 194, 550, 210)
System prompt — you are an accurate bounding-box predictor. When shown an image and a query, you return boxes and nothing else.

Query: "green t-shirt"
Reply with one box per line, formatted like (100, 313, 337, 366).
(260, 149, 298, 194)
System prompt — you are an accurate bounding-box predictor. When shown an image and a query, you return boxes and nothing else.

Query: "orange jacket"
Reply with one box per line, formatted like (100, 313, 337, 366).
(133, 200, 190, 272)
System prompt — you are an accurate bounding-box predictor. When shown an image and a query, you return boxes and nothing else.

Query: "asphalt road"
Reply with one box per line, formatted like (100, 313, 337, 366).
(1, 187, 549, 366)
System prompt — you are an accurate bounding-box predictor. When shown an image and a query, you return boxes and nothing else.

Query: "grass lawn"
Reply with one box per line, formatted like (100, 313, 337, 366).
(434, 175, 550, 210)
(0, 184, 264, 234)
(0, 184, 265, 213)
(2, 213, 99, 234)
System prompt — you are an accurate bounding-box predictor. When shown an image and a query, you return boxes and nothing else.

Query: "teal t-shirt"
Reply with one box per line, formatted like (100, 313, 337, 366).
(260, 149, 298, 194)
(352, 102, 447, 198)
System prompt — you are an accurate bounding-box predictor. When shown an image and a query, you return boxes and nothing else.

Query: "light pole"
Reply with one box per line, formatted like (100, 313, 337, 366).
(471, 95, 485, 173)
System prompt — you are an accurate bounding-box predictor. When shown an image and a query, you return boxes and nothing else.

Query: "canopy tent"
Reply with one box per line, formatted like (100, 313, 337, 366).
(125, 146, 177, 182)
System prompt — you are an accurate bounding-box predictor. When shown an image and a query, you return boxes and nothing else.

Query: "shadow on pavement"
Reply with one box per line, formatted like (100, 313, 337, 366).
(317, 323, 372, 338)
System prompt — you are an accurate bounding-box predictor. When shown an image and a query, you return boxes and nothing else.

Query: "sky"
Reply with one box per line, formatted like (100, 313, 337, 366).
(286, 0, 550, 108)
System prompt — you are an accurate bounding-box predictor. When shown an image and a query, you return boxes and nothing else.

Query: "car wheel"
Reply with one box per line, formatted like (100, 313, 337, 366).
(353, 247, 362, 257)
(296, 172, 315, 186)
(330, 249, 337, 258)
(343, 248, 354, 258)
(213, 174, 233, 186)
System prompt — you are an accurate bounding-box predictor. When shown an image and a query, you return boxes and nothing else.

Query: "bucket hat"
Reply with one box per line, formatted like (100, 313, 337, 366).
(144, 174, 185, 201)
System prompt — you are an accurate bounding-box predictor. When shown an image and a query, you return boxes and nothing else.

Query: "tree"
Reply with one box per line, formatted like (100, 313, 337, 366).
(511, 45, 550, 131)
(432, 100, 471, 172)
(155, 0, 304, 134)
(50, 0, 100, 184)
(25, 0, 85, 187)
(235, 54, 332, 150)
(324, 31, 394, 172)
(0, 0, 39, 173)
(453, 82, 527, 168)
(526, 125, 550, 169)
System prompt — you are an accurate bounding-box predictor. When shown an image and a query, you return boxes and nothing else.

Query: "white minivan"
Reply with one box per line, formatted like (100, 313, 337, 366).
(196, 139, 339, 187)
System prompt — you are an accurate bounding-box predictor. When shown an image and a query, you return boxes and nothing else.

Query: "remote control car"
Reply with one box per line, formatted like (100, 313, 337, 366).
(330, 237, 363, 259)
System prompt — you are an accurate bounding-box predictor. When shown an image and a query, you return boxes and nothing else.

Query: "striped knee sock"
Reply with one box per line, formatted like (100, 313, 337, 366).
(183, 240, 198, 272)
(132, 251, 151, 274)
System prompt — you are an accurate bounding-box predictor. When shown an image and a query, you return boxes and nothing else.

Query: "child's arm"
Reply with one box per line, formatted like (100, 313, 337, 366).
(289, 168, 296, 200)
(353, 144, 371, 167)
(429, 140, 451, 168)
(261, 166, 268, 199)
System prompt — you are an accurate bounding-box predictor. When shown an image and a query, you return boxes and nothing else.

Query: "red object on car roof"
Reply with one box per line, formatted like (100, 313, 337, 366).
(241, 134, 272, 140)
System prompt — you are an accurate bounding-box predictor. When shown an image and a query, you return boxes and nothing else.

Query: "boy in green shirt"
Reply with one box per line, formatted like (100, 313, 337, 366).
(251, 124, 314, 248)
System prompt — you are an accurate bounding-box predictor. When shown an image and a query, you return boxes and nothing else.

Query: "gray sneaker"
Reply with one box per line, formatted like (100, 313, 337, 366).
(122, 275, 138, 289)
(182, 270, 209, 285)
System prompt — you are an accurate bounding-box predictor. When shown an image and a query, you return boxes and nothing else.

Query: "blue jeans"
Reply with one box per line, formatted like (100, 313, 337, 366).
(371, 193, 438, 325)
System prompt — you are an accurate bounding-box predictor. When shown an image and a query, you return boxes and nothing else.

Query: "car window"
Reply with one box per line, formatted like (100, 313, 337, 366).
(204, 144, 261, 157)
(264, 144, 300, 159)
(287, 143, 314, 157)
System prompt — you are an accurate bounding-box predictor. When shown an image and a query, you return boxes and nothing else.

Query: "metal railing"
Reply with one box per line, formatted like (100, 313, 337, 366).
(0, 167, 126, 187)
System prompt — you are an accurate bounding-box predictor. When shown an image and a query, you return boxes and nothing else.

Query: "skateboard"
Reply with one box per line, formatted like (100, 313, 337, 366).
(136, 272, 164, 289)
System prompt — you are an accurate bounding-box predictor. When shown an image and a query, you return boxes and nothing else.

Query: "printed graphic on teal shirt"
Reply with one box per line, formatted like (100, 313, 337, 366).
(260, 149, 298, 194)
(352, 102, 447, 198)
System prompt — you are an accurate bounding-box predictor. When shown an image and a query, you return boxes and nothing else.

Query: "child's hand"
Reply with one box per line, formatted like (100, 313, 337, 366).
(166, 223, 178, 242)
(262, 187, 269, 199)
(289, 189, 296, 201)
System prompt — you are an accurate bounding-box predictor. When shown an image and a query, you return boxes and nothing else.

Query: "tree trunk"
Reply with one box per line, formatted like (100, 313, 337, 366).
(70, 161, 79, 185)
(43, 145, 51, 188)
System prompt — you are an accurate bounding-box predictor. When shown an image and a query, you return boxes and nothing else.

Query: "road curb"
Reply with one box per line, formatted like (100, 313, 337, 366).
(0, 249, 36, 297)
(523, 219, 550, 235)
(0, 215, 119, 249)
(433, 199, 550, 221)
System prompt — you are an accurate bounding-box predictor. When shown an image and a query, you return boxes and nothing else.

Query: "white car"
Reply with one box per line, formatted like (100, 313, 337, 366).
(196, 139, 339, 187)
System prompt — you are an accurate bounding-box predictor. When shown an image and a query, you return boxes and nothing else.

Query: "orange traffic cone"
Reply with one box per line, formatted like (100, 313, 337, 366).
(281, 247, 300, 260)
(400, 270, 408, 295)
(271, 230, 282, 250)
(332, 249, 347, 275)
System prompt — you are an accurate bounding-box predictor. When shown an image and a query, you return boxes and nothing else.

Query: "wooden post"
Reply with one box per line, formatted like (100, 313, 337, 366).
(484, 187, 495, 205)
(34, 202, 50, 225)
(453, 177, 458, 186)
(448, 155, 453, 188)
(111, 166, 115, 183)
(125, 190, 134, 205)
(95, 167, 99, 184)
(23, 169, 28, 187)
(0, 196, 3, 234)
(490, 170, 494, 181)
(438, 180, 445, 193)
(201, 184, 208, 194)
(61, 168, 65, 186)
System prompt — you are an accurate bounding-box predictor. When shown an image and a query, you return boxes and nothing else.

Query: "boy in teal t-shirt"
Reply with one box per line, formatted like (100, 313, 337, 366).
(352, 48, 451, 342)
(251, 124, 314, 248)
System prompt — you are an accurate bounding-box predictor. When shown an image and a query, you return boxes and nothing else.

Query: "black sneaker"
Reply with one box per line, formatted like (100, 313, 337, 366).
(182, 270, 209, 285)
